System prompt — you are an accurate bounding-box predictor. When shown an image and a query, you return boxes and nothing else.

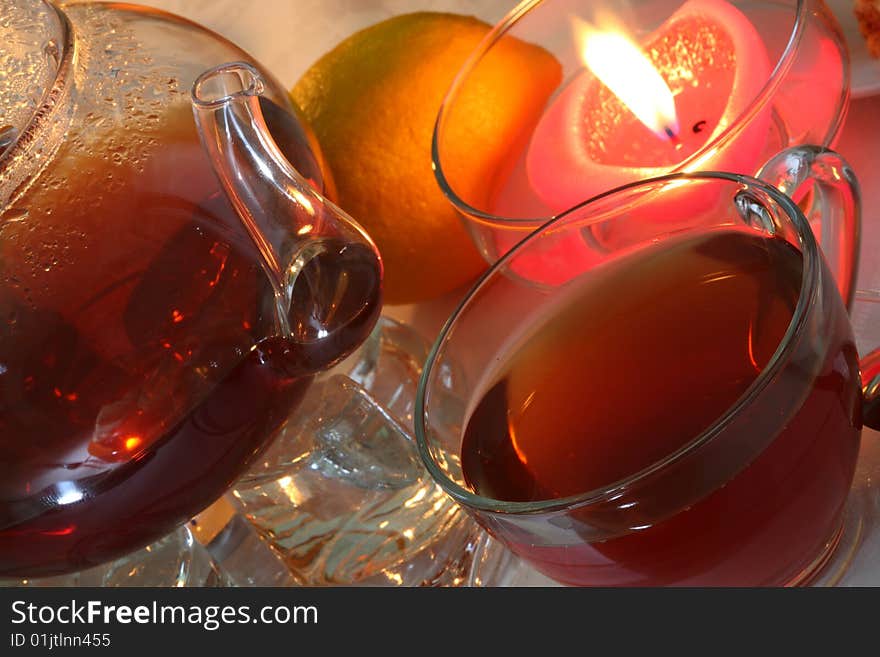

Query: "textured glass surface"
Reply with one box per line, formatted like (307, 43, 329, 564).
(8, 526, 230, 587)
(229, 317, 476, 586)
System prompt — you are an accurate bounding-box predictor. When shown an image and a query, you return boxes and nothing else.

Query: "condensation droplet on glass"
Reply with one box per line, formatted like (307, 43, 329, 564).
(0, 124, 19, 154)
(2, 208, 29, 224)
(43, 38, 59, 66)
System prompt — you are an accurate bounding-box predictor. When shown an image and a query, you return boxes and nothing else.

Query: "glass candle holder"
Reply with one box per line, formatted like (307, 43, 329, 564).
(433, 0, 852, 275)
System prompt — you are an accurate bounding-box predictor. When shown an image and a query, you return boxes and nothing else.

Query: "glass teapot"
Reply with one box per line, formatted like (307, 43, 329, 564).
(0, 1, 382, 577)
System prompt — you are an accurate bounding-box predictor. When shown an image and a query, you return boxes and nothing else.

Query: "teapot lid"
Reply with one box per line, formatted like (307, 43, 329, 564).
(0, 1, 71, 159)
(0, 0, 74, 205)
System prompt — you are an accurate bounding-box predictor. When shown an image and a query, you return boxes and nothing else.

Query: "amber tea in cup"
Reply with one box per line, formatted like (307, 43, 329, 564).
(461, 229, 858, 585)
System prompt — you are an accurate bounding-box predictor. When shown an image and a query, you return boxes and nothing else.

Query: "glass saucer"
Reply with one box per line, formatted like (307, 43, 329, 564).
(467, 427, 880, 587)
(5, 526, 231, 587)
(198, 315, 483, 586)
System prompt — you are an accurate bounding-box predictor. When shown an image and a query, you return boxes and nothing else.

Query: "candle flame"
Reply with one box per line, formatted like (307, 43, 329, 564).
(576, 19, 679, 141)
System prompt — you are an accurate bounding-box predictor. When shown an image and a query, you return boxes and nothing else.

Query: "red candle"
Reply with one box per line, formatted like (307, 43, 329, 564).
(527, 0, 772, 213)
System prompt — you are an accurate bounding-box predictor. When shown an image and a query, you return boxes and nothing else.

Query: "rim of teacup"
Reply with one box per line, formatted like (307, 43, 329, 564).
(431, 0, 849, 227)
(414, 170, 820, 515)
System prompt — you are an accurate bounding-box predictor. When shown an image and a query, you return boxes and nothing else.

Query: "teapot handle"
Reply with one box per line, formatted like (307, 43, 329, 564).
(756, 145, 860, 311)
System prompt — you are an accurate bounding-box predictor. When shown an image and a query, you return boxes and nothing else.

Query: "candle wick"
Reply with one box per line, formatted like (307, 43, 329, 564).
(663, 125, 682, 149)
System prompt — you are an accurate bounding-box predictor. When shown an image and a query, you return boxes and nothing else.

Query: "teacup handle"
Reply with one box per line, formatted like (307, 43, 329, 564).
(756, 147, 880, 429)
(756, 145, 860, 310)
(861, 350, 880, 430)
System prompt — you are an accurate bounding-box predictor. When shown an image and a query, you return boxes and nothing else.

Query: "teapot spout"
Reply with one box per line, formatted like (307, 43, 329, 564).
(192, 62, 383, 372)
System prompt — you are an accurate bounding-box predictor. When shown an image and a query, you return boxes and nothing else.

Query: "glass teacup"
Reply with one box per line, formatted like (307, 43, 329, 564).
(415, 171, 878, 586)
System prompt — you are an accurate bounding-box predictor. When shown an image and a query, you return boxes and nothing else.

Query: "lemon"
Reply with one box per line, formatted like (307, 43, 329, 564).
(292, 12, 562, 305)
